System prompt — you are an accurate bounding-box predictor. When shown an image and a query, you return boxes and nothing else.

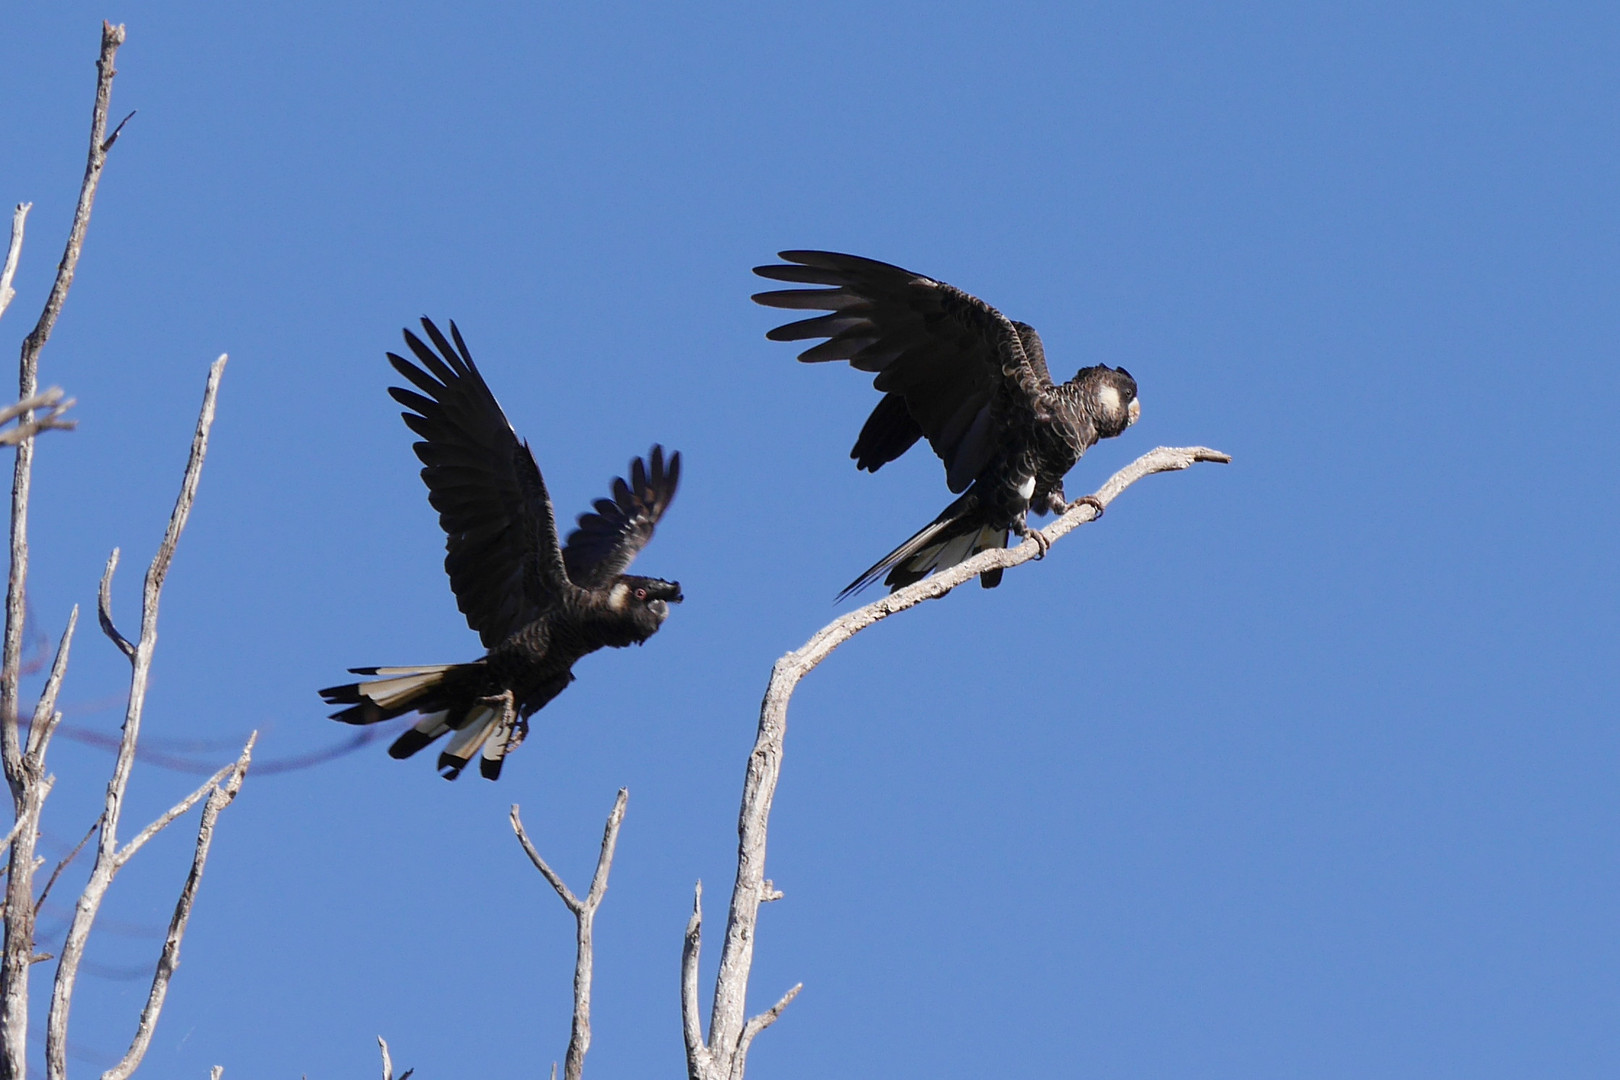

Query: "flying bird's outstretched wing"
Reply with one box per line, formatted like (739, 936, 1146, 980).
(387, 318, 575, 648)
(562, 445, 682, 588)
(752, 250, 1051, 493)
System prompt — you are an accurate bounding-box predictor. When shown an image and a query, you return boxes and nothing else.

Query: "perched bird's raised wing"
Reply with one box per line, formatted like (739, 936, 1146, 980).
(388, 318, 575, 647)
(562, 445, 681, 588)
(753, 251, 1051, 492)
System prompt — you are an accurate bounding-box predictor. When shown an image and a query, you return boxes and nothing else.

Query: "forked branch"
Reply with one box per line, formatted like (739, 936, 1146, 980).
(44, 356, 235, 1080)
(685, 444, 1230, 1080)
(1, 24, 128, 1080)
(512, 788, 628, 1080)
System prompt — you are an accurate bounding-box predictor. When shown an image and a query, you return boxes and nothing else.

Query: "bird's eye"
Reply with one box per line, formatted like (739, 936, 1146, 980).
(634, 587, 648, 600)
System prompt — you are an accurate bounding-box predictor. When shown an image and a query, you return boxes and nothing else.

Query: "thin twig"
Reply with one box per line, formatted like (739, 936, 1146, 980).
(694, 445, 1230, 1079)
(731, 983, 801, 1080)
(98, 548, 135, 659)
(34, 813, 98, 915)
(101, 734, 254, 1080)
(1, 25, 127, 1080)
(115, 759, 237, 866)
(511, 788, 628, 1080)
(0, 388, 75, 447)
(0, 204, 29, 323)
(26, 605, 77, 760)
(46, 356, 228, 1080)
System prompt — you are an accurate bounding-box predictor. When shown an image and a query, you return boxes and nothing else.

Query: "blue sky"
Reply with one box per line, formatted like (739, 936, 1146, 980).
(2, 3, 1616, 1077)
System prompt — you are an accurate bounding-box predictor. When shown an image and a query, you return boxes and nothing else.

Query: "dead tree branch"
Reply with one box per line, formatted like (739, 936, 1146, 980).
(512, 788, 628, 1080)
(43, 356, 235, 1080)
(0, 204, 30, 325)
(376, 1037, 413, 1080)
(1, 24, 126, 1080)
(101, 736, 253, 1080)
(685, 444, 1230, 1080)
(0, 389, 76, 447)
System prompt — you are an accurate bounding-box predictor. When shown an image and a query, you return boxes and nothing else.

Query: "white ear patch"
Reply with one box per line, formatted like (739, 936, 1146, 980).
(1096, 384, 1122, 417)
(608, 583, 630, 611)
(1017, 475, 1036, 500)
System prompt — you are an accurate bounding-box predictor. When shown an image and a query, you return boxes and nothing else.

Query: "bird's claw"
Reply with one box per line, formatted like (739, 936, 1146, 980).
(1068, 495, 1105, 519)
(1025, 529, 1050, 560)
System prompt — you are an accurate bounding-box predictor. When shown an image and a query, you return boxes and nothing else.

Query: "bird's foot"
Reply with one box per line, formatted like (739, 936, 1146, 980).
(508, 716, 530, 751)
(1067, 495, 1105, 519)
(1013, 522, 1050, 560)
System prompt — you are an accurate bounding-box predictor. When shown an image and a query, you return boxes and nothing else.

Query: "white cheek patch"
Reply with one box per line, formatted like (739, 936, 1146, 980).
(1096, 384, 1122, 418)
(1017, 475, 1036, 500)
(608, 583, 630, 611)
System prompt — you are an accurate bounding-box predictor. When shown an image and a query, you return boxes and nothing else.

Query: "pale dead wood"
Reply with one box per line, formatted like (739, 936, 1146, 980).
(0, 389, 76, 447)
(511, 788, 628, 1080)
(689, 445, 1230, 1079)
(681, 883, 708, 1078)
(101, 735, 254, 1080)
(44, 357, 231, 1080)
(0, 204, 29, 323)
(376, 1037, 413, 1080)
(1, 25, 127, 1079)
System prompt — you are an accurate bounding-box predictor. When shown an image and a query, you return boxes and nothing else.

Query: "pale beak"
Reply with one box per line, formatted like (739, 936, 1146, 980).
(1127, 398, 1141, 426)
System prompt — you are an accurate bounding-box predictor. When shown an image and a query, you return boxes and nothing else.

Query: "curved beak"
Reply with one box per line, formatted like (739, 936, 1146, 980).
(1127, 398, 1141, 426)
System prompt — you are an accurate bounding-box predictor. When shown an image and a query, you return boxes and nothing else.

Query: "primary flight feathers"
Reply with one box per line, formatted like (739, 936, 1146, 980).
(320, 318, 682, 780)
(753, 250, 1140, 596)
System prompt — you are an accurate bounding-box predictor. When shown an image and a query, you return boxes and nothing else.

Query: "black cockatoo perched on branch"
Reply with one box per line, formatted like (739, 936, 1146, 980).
(753, 251, 1139, 597)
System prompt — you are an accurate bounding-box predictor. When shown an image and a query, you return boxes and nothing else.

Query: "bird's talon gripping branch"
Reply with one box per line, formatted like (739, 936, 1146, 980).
(1068, 494, 1106, 519)
(754, 250, 1140, 597)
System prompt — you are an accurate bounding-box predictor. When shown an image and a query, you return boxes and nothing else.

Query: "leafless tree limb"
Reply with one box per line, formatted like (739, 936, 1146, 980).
(34, 813, 96, 916)
(1, 25, 127, 1078)
(0, 389, 76, 447)
(26, 606, 77, 763)
(376, 1035, 415, 1078)
(512, 788, 628, 1080)
(688, 444, 1230, 1079)
(44, 356, 231, 1080)
(97, 549, 135, 660)
(681, 882, 708, 1079)
(0, 204, 30, 324)
(101, 735, 254, 1080)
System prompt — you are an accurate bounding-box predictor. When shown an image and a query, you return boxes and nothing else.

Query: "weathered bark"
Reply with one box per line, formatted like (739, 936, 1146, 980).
(684, 444, 1231, 1079)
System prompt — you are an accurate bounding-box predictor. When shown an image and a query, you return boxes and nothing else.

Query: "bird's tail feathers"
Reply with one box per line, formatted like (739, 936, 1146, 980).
(320, 661, 523, 781)
(838, 496, 1008, 600)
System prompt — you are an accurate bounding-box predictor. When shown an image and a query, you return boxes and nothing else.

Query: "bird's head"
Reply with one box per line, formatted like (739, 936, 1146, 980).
(619, 575, 684, 625)
(1075, 365, 1140, 438)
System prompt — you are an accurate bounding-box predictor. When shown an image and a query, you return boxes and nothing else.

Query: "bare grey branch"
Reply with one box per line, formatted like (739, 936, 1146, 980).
(46, 357, 230, 1080)
(0, 204, 30, 323)
(102, 734, 254, 1080)
(682, 882, 709, 1078)
(98, 548, 135, 659)
(692, 444, 1229, 1080)
(26, 605, 77, 761)
(2, 25, 128, 1077)
(731, 983, 802, 1080)
(512, 788, 627, 1080)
